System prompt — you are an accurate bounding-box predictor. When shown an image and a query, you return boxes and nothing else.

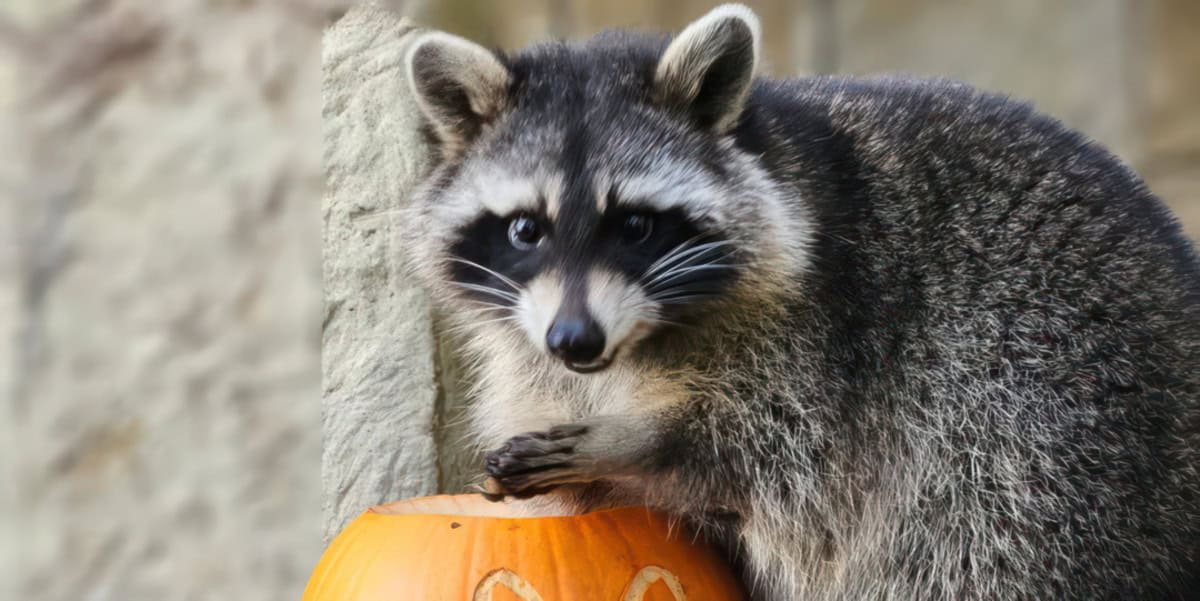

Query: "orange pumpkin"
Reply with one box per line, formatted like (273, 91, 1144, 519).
(301, 494, 747, 600)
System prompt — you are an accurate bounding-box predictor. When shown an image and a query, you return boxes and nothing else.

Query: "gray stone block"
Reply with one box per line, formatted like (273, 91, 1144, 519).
(320, 2, 442, 542)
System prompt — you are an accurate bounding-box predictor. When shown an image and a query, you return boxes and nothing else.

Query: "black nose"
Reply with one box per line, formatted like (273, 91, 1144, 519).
(546, 316, 606, 364)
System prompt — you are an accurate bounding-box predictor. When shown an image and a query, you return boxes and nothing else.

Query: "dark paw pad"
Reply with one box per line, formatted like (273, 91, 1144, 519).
(479, 425, 590, 498)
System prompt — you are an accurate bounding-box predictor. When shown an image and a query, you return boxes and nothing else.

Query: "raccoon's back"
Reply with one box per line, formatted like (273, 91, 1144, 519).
(737, 75, 1200, 598)
(740, 74, 1200, 385)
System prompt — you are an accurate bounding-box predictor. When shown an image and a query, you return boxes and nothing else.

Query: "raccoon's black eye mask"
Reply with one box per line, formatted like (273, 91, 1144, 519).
(501, 210, 654, 251)
(447, 203, 740, 312)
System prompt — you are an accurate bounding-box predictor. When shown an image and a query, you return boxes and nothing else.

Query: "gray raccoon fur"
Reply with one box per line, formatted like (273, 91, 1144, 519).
(399, 5, 1200, 600)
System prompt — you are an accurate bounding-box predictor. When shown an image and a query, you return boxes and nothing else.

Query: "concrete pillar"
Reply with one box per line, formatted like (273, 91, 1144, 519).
(320, 3, 444, 541)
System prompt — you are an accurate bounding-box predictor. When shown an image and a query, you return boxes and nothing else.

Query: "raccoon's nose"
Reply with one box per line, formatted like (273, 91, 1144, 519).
(546, 316, 606, 364)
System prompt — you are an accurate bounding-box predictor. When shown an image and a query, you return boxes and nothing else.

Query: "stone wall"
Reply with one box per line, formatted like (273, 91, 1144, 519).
(5, 1, 345, 599)
(320, 4, 441, 544)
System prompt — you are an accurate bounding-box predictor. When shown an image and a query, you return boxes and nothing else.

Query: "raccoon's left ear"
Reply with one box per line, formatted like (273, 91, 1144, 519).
(654, 4, 761, 134)
(406, 31, 511, 158)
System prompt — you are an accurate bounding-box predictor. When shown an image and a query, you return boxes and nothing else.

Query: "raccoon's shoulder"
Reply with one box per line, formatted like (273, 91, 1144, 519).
(736, 74, 1200, 308)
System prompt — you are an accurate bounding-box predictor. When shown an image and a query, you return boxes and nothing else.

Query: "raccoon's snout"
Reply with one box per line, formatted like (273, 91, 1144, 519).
(546, 314, 608, 373)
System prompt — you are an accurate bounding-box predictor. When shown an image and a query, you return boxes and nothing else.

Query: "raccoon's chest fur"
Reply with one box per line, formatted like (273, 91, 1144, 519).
(466, 338, 687, 450)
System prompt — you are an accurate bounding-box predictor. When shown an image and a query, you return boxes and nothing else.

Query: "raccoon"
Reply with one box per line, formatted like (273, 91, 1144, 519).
(399, 4, 1200, 600)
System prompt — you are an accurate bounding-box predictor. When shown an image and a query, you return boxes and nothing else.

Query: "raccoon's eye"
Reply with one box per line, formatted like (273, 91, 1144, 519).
(620, 213, 654, 244)
(507, 214, 542, 250)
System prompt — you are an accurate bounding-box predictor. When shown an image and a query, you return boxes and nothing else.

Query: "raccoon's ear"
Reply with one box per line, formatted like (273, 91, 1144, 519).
(406, 31, 511, 157)
(654, 4, 760, 133)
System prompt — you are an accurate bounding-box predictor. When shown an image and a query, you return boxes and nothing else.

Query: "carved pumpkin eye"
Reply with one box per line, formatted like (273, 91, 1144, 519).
(620, 213, 654, 244)
(507, 214, 541, 250)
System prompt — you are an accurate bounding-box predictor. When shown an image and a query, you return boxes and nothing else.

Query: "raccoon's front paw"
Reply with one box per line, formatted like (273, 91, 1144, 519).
(481, 424, 591, 501)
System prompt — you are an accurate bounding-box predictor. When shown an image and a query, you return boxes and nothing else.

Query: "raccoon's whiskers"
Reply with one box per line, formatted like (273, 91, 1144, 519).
(645, 313, 691, 329)
(451, 281, 522, 304)
(447, 257, 523, 292)
(643, 234, 709, 277)
(643, 257, 743, 292)
(648, 292, 719, 305)
(642, 239, 735, 283)
(455, 304, 513, 317)
(441, 304, 513, 332)
(442, 313, 521, 336)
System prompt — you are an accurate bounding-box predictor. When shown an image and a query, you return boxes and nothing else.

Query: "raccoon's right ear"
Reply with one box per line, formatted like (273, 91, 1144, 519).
(406, 31, 511, 158)
(654, 4, 761, 134)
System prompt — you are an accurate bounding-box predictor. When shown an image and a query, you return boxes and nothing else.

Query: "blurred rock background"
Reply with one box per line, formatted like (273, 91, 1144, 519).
(2, 1, 1196, 600)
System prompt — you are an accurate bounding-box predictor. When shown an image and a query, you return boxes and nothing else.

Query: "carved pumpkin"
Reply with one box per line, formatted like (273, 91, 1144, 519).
(301, 494, 746, 600)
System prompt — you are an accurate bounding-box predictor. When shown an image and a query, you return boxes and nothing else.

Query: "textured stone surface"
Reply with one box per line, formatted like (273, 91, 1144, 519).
(1, 14, 22, 597)
(6, 0, 341, 599)
(320, 3, 441, 542)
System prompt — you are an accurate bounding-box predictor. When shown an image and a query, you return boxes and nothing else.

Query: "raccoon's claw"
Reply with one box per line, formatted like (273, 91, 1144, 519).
(481, 477, 557, 500)
(480, 425, 591, 498)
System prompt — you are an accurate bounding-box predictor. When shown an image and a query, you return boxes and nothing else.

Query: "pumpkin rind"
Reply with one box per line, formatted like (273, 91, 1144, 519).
(301, 495, 746, 600)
